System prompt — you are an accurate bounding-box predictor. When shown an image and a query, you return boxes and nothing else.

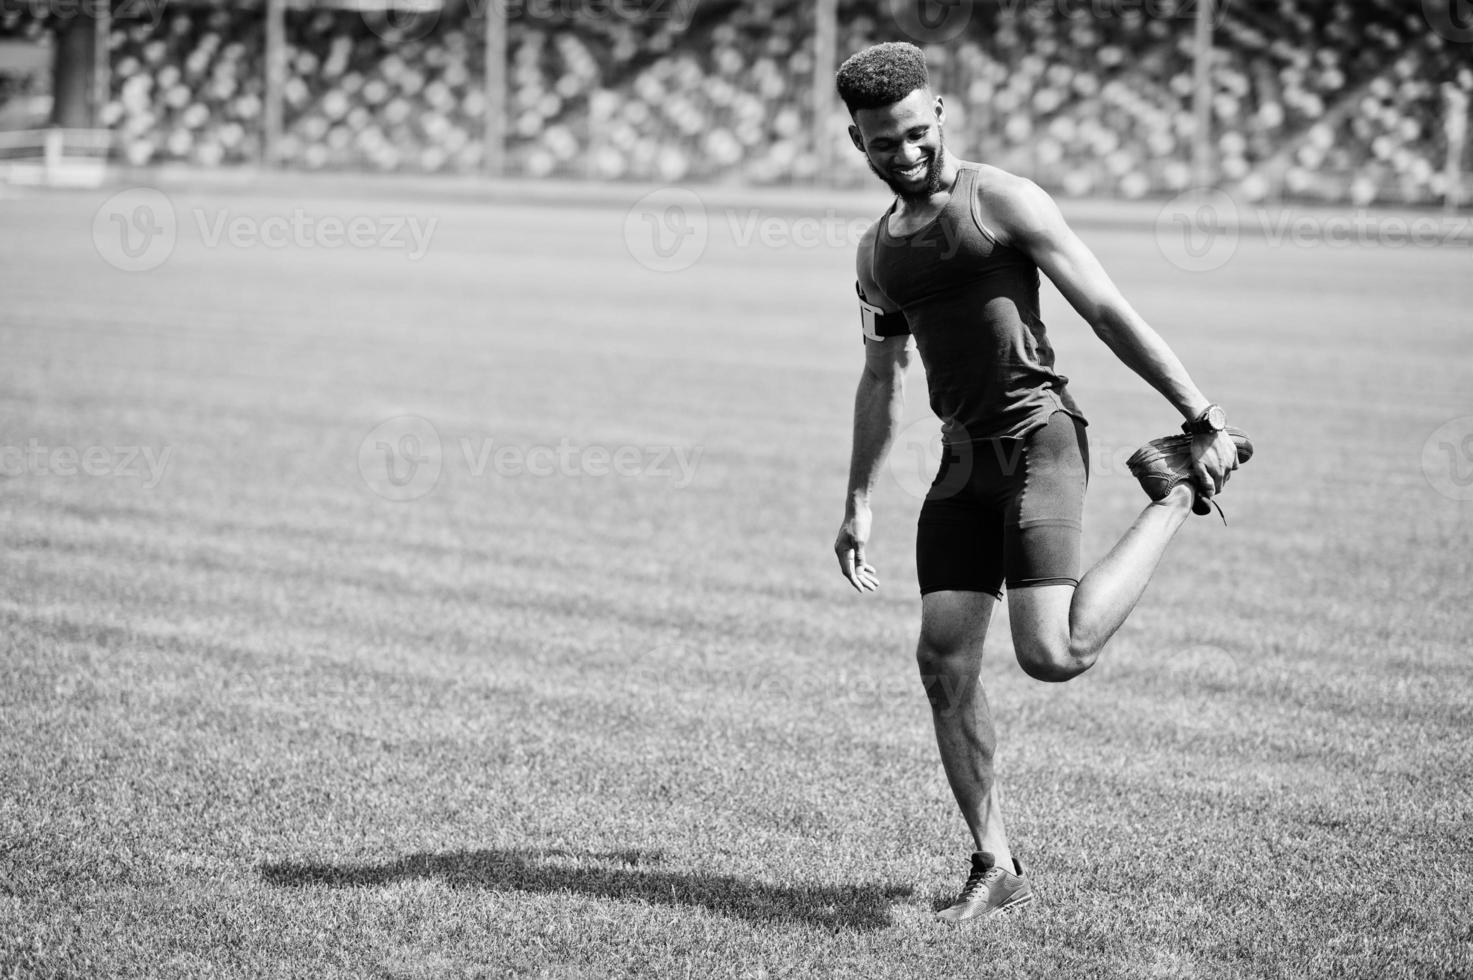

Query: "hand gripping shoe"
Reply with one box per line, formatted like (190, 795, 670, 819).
(1126, 427, 1254, 519)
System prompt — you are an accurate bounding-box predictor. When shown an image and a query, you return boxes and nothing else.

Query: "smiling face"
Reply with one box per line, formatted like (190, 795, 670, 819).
(848, 88, 949, 202)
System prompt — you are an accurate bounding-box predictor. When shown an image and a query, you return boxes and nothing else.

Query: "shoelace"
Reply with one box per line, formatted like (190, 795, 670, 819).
(956, 865, 1004, 903)
(1198, 494, 1229, 525)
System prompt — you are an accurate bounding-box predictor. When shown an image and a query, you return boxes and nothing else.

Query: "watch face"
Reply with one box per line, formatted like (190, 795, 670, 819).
(1206, 405, 1227, 431)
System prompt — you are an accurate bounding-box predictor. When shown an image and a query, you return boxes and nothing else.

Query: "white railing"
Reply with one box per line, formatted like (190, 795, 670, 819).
(0, 127, 111, 187)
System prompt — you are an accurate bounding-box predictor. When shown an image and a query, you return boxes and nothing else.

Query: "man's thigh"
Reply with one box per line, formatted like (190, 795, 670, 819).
(1004, 412, 1088, 591)
(919, 589, 998, 654)
(916, 442, 1009, 599)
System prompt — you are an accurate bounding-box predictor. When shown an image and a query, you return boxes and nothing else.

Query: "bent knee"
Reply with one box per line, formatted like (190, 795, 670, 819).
(1013, 639, 1095, 683)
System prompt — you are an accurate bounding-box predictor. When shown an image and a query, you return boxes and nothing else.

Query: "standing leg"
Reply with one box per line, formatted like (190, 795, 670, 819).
(916, 589, 1013, 869)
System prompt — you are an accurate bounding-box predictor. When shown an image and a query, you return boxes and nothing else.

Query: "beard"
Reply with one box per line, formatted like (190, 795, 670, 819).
(867, 139, 947, 202)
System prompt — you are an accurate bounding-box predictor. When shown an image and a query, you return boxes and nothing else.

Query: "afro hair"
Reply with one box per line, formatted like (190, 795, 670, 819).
(835, 42, 930, 114)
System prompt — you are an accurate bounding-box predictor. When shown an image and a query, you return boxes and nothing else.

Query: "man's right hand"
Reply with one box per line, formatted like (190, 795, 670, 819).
(835, 505, 880, 593)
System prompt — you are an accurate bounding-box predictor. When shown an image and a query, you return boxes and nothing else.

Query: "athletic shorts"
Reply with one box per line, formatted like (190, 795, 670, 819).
(916, 410, 1088, 598)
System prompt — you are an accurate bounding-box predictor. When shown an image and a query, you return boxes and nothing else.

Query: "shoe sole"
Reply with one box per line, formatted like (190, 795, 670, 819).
(936, 890, 1035, 923)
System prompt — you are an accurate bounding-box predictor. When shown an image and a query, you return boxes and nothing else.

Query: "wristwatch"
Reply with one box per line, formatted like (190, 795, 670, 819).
(1181, 404, 1227, 435)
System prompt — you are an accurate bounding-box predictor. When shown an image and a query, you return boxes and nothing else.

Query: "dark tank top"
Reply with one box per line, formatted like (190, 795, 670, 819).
(870, 163, 1085, 443)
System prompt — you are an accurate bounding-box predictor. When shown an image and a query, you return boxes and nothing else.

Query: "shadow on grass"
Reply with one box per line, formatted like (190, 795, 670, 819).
(260, 847, 911, 931)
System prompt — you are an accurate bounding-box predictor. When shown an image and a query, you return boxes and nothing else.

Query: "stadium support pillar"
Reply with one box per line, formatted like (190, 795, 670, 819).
(92, 3, 109, 128)
(1190, 0, 1214, 191)
(49, 8, 98, 127)
(263, 0, 285, 167)
(1444, 84, 1468, 212)
(812, 0, 837, 180)
(483, 1, 507, 178)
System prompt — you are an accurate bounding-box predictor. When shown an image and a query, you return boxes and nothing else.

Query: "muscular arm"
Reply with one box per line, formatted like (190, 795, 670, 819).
(845, 334, 912, 510)
(986, 177, 1210, 421)
(836, 334, 911, 592)
(984, 176, 1237, 494)
(836, 225, 913, 591)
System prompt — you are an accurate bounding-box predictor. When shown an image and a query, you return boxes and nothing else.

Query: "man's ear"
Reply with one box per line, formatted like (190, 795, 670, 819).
(848, 124, 865, 154)
(934, 95, 946, 126)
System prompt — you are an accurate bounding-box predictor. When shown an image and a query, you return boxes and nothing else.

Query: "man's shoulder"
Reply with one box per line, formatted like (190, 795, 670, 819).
(855, 212, 889, 258)
(969, 164, 1047, 209)
(968, 164, 1058, 243)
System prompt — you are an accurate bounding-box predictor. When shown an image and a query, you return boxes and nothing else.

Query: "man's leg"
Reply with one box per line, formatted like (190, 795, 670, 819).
(1010, 483, 1194, 681)
(917, 589, 1013, 868)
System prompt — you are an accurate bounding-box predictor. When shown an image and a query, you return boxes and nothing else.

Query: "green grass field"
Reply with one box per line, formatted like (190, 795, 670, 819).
(2, 178, 1471, 979)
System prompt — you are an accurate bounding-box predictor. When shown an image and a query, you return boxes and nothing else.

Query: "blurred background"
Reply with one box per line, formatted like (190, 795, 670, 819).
(1, 0, 1470, 206)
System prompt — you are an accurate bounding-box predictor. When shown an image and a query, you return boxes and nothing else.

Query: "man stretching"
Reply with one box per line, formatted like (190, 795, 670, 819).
(830, 42, 1252, 922)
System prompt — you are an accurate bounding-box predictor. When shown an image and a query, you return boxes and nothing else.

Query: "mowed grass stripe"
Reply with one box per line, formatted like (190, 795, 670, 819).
(3, 187, 1471, 978)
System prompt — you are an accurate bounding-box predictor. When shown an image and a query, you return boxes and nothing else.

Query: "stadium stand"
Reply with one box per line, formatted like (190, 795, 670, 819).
(1, 0, 1469, 203)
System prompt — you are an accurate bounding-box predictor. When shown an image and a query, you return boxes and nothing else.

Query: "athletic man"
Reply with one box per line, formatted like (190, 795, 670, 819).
(830, 42, 1252, 923)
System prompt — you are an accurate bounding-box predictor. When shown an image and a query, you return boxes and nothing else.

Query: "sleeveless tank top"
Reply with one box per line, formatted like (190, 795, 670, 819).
(870, 163, 1085, 443)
